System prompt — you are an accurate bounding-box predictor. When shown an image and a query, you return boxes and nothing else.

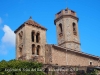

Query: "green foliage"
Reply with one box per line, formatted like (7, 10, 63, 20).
(52, 71, 55, 75)
(0, 59, 45, 75)
(76, 69, 98, 75)
(85, 69, 98, 75)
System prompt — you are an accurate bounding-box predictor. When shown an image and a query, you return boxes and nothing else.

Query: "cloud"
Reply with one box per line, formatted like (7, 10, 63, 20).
(0, 17, 2, 24)
(0, 25, 15, 55)
(2, 25, 15, 46)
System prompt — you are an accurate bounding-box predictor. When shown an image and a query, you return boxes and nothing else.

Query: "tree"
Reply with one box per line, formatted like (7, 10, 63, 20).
(0, 59, 46, 75)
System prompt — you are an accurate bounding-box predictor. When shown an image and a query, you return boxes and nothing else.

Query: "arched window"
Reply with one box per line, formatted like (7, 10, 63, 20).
(32, 44, 35, 55)
(36, 32, 40, 43)
(59, 23, 63, 33)
(73, 23, 77, 35)
(19, 31, 23, 43)
(31, 31, 35, 42)
(90, 61, 93, 66)
(37, 45, 40, 55)
(19, 47, 22, 57)
(21, 31, 23, 35)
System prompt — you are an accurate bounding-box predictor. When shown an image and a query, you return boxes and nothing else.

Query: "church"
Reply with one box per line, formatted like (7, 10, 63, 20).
(14, 7, 100, 66)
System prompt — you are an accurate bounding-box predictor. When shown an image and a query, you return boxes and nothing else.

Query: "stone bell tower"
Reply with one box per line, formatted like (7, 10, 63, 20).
(54, 8, 81, 51)
(14, 17, 47, 63)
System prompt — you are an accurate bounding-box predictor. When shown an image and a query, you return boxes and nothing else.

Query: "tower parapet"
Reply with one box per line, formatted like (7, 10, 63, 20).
(56, 8, 77, 19)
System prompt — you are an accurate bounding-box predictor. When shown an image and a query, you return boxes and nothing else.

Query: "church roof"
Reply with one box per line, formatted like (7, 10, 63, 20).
(14, 17, 47, 33)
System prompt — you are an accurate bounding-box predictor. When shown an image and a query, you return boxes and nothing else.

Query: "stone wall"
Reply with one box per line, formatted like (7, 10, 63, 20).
(45, 44, 52, 64)
(16, 23, 46, 63)
(51, 46, 67, 66)
(16, 25, 25, 60)
(47, 45, 100, 66)
(67, 51, 100, 66)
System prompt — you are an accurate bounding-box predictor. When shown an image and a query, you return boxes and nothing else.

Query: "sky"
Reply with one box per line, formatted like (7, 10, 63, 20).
(0, 0, 100, 61)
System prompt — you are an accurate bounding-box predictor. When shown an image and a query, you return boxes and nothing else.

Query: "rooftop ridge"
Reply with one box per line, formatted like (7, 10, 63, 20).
(14, 17, 47, 33)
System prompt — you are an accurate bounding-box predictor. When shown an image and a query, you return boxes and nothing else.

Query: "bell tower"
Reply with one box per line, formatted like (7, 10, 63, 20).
(14, 17, 47, 63)
(54, 8, 81, 51)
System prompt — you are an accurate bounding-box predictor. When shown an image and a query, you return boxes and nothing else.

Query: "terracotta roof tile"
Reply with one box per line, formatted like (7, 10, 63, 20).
(14, 17, 47, 33)
(25, 19, 47, 30)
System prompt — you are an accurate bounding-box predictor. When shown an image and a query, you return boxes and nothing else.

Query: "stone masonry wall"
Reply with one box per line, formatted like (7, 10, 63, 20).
(51, 47, 67, 66)
(67, 51, 100, 66)
(24, 24, 46, 63)
(48, 45, 100, 66)
(45, 44, 52, 64)
(16, 26, 25, 60)
(16, 24, 46, 63)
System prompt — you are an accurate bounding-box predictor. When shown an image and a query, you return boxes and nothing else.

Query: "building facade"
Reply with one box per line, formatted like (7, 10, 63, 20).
(14, 8, 100, 66)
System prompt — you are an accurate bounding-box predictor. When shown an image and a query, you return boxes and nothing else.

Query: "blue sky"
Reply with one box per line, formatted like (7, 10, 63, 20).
(0, 0, 100, 61)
